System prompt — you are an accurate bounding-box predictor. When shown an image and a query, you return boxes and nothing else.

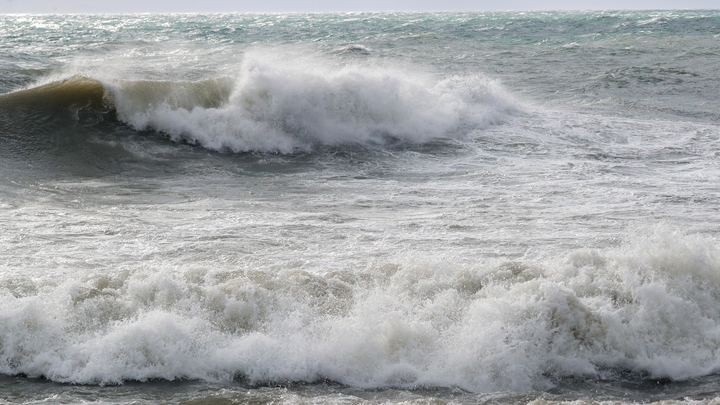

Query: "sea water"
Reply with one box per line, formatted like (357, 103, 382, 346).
(1, 10, 720, 404)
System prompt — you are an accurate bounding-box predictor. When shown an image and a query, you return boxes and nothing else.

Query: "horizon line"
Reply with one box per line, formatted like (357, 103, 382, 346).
(1, 8, 718, 16)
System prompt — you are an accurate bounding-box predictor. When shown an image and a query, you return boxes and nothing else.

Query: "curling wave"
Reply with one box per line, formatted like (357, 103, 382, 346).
(1, 55, 519, 153)
(108, 54, 518, 152)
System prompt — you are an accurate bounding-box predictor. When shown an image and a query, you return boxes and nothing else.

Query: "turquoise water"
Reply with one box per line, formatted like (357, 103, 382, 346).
(1, 11, 720, 404)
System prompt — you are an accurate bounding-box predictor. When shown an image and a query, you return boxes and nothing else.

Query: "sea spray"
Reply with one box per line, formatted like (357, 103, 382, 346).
(107, 52, 518, 152)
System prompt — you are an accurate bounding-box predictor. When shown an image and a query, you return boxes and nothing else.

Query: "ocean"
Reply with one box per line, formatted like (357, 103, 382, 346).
(1, 10, 720, 404)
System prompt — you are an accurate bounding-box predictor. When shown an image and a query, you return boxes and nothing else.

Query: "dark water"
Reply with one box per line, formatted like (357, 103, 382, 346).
(3, 374, 720, 404)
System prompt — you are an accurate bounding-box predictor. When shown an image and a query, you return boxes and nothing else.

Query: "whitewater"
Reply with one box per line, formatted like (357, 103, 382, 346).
(1, 10, 720, 405)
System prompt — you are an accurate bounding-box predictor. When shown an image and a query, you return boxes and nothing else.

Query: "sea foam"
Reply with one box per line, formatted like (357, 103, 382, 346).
(2, 227, 720, 390)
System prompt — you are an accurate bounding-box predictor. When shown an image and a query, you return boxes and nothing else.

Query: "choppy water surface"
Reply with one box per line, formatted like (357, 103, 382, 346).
(1, 10, 720, 405)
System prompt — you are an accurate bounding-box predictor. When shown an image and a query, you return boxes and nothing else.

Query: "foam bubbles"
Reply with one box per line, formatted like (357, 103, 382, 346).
(2, 227, 720, 390)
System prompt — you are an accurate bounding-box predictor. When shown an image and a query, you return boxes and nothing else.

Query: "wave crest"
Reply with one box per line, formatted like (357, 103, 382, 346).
(109, 54, 518, 152)
(1, 55, 519, 154)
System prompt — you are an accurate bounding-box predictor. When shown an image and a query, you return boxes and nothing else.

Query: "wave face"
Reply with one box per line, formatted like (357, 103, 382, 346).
(0, 76, 107, 137)
(0, 54, 518, 154)
(1, 228, 720, 390)
(0, 76, 105, 107)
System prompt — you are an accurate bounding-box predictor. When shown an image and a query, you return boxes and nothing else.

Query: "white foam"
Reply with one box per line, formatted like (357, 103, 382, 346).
(106, 51, 519, 153)
(2, 226, 720, 390)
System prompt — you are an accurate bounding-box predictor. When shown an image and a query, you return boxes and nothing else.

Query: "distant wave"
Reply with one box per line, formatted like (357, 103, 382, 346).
(0, 54, 519, 153)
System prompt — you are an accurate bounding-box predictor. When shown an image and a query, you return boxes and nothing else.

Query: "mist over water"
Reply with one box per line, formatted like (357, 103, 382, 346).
(1, 10, 720, 405)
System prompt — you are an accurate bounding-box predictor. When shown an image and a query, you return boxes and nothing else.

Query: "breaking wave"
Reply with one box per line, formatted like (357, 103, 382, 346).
(2, 227, 720, 390)
(0, 54, 519, 153)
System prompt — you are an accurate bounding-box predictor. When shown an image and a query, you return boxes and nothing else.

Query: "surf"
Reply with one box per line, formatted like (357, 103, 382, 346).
(1, 53, 519, 154)
(2, 226, 720, 391)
